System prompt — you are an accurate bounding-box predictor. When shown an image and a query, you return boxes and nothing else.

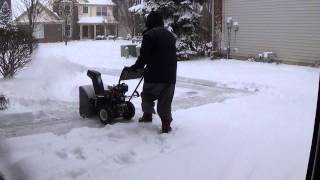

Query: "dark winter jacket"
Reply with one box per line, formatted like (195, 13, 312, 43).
(130, 12, 177, 84)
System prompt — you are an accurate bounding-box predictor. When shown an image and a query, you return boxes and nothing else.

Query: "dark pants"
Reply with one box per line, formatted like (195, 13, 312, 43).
(141, 82, 175, 120)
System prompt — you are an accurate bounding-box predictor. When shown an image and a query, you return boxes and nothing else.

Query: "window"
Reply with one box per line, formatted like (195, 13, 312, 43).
(32, 24, 44, 39)
(65, 25, 71, 37)
(83, 6, 88, 14)
(65, 5, 70, 14)
(36, 7, 41, 15)
(96, 25, 104, 36)
(96, 6, 107, 16)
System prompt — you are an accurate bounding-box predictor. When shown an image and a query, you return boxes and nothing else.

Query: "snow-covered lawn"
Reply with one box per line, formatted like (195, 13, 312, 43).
(0, 40, 319, 180)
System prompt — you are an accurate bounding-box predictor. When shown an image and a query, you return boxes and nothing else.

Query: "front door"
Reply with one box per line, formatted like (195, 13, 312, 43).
(82, 25, 89, 38)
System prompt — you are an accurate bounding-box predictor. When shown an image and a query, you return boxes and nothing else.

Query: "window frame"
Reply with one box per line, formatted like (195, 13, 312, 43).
(65, 5, 70, 15)
(96, 6, 107, 16)
(65, 24, 71, 38)
(83, 6, 88, 14)
(32, 23, 44, 39)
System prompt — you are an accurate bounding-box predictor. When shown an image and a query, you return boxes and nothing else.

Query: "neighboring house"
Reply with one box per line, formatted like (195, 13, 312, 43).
(212, 0, 320, 65)
(15, 2, 64, 42)
(53, 0, 80, 40)
(77, 0, 118, 39)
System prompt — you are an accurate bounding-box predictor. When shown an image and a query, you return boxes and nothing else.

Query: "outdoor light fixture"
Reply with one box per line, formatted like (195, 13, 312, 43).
(226, 17, 239, 59)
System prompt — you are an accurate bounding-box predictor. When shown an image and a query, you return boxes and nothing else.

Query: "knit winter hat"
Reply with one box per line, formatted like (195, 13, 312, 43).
(146, 11, 164, 30)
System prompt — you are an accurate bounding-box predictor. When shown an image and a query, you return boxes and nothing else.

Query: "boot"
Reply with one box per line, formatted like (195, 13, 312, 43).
(161, 118, 172, 133)
(138, 112, 152, 123)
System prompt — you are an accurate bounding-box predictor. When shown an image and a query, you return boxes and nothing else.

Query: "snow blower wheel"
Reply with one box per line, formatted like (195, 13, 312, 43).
(99, 108, 112, 124)
(123, 101, 135, 120)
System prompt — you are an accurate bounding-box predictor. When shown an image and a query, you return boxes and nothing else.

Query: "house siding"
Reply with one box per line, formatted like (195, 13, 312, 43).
(44, 24, 63, 42)
(90, 6, 96, 16)
(17, 23, 62, 43)
(222, 0, 320, 65)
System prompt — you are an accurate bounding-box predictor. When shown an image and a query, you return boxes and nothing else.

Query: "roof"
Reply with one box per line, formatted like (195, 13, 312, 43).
(78, 16, 118, 24)
(78, 0, 115, 6)
(11, 0, 52, 19)
(15, 2, 62, 24)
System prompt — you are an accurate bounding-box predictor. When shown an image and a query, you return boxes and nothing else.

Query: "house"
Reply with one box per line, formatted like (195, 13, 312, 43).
(15, 2, 64, 43)
(13, 0, 118, 42)
(53, 0, 80, 40)
(212, 0, 320, 65)
(77, 0, 118, 39)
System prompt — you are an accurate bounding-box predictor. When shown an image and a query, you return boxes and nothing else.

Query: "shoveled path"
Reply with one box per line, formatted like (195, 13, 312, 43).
(0, 69, 253, 138)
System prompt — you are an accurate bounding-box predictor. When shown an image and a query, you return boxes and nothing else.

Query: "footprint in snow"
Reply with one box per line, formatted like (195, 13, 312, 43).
(66, 168, 87, 179)
(72, 147, 86, 160)
(113, 151, 137, 164)
(55, 148, 86, 160)
(56, 149, 68, 159)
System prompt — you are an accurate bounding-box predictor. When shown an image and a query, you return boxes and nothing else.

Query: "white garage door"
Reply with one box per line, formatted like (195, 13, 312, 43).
(222, 0, 320, 65)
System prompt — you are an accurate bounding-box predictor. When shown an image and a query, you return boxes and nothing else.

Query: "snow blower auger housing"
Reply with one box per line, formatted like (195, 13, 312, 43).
(79, 68, 143, 124)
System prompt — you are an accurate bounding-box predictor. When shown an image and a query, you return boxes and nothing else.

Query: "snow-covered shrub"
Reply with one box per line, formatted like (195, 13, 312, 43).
(0, 27, 36, 78)
(0, 4, 36, 79)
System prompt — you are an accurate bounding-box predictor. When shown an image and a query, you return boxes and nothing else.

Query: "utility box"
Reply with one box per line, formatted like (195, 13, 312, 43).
(121, 45, 137, 57)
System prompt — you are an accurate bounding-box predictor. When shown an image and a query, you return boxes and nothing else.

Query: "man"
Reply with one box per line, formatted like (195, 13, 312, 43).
(129, 11, 177, 133)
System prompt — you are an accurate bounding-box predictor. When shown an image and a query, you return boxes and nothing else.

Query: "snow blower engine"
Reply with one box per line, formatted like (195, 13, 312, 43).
(79, 67, 144, 124)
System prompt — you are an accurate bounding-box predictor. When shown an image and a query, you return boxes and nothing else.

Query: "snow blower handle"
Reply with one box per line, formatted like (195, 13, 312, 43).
(129, 76, 144, 102)
(118, 67, 144, 102)
(118, 67, 144, 84)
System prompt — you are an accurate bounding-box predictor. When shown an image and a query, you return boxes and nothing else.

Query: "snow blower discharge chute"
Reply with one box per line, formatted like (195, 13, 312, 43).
(79, 67, 144, 124)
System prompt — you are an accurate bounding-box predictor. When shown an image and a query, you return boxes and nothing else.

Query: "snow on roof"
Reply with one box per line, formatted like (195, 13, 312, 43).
(11, 0, 52, 19)
(128, 4, 143, 13)
(78, 16, 117, 24)
(79, 0, 115, 6)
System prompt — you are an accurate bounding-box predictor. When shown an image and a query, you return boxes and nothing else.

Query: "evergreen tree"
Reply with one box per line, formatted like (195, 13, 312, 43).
(0, 2, 13, 30)
(132, 0, 203, 60)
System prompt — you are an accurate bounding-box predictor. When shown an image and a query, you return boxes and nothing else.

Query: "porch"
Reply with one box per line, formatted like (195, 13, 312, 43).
(79, 24, 117, 40)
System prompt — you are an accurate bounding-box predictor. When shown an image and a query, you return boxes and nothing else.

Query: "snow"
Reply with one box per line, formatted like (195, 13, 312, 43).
(78, 16, 116, 24)
(258, 52, 275, 59)
(0, 40, 319, 180)
(128, 4, 144, 13)
(78, 0, 115, 6)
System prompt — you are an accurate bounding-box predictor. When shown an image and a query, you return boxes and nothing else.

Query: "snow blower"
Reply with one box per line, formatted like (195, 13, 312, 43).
(79, 67, 144, 124)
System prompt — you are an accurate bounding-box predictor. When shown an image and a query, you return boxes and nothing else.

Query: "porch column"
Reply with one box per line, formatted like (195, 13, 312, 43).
(104, 25, 107, 37)
(94, 24, 96, 40)
(80, 24, 83, 40)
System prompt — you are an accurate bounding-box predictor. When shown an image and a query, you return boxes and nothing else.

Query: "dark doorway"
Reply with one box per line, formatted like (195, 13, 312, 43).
(82, 25, 88, 38)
